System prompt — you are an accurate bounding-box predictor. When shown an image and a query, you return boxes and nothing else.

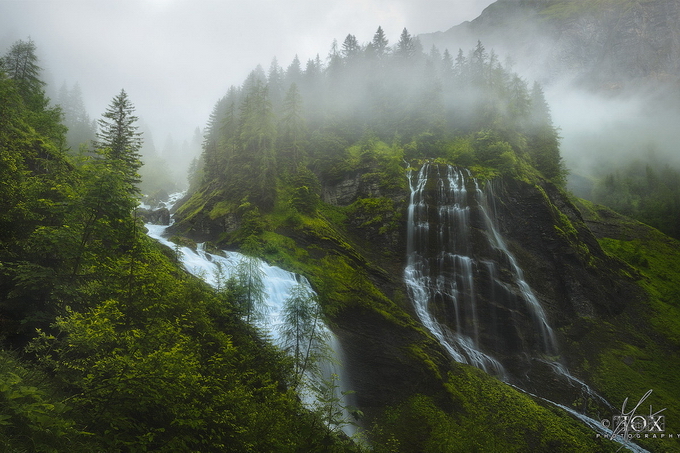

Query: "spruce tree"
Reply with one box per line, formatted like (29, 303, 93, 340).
(280, 284, 328, 390)
(371, 26, 390, 59)
(527, 82, 566, 184)
(94, 89, 143, 187)
(395, 28, 415, 58)
(1, 38, 65, 144)
(0, 39, 44, 105)
(278, 83, 306, 172)
(341, 34, 361, 59)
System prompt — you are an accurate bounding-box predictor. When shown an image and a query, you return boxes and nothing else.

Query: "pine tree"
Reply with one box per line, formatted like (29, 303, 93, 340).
(0, 39, 44, 105)
(94, 89, 143, 188)
(285, 55, 303, 87)
(267, 57, 284, 112)
(1, 38, 65, 145)
(341, 34, 361, 60)
(471, 40, 489, 82)
(234, 254, 268, 324)
(371, 26, 390, 60)
(395, 28, 415, 59)
(526, 82, 566, 184)
(280, 284, 329, 389)
(58, 82, 96, 150)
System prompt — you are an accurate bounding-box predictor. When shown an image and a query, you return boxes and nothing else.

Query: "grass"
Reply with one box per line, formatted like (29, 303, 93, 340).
(572, 199, 680, 451)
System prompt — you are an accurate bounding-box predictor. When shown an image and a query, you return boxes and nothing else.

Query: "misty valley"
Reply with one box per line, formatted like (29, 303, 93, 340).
(1, 1, 680, 452)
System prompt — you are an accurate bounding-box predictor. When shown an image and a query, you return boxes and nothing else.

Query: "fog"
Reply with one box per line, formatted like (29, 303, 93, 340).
(0, 0, 493, 152)
(547, 82, 680, 178)
(420, 4, 680, 192)
(4, 0, 678, 199)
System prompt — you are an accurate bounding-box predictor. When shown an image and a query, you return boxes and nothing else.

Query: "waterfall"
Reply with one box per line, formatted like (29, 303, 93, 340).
(145, 207, 356, 437)
(405, 163, 558, 377)
(404, 163, 652, 451)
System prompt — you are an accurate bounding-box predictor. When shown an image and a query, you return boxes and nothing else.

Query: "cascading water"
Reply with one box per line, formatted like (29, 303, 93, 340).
(405, 163, 556, 377)
(405, 163, 650, 452)
(144, 199, 356, 436)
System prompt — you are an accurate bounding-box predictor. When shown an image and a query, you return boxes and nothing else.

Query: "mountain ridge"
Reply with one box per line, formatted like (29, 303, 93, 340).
(420, 0, 680, 89)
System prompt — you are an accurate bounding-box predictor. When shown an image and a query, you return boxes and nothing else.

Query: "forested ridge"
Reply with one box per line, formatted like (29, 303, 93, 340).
(188, 28, 564, 215)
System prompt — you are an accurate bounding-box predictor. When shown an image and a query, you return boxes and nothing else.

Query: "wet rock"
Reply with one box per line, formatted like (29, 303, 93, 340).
(137, 207, 170, 225)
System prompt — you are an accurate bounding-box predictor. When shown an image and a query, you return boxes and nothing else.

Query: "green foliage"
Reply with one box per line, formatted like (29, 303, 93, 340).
(0, 67, 75, 338)
(0, 41, 361, 451)
(347, 197, 400, 235)
(0, 351, 91, 451)
(94, 89, 144, 189)
(473, 130, 515, 169)
(310, 373, 360, 439)
(445, 136, 476, 167)
(0, 39, 66, 146)
(233, 253, 268, 323)
(289, 165, 322, 214)
(568, 201, 680, 450)
(371, 371, 621, 453)
(279, 284, 330, 389)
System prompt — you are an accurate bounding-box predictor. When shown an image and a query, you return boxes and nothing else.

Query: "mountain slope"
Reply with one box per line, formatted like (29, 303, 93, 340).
(420, 0, 680, 88)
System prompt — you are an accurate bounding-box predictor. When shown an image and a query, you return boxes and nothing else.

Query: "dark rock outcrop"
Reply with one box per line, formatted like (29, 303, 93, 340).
(137, 207, 171, 225)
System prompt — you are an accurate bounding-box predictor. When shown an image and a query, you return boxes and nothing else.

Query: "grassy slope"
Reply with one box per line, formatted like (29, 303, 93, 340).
(574, 198, 680, 452)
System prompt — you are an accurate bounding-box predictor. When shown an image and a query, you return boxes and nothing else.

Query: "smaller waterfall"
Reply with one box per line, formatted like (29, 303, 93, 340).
(476, 180, 558, 355)
(509, 384, 651, 453)
(145, 220, 356, 436)
(536, 359, 616, 412)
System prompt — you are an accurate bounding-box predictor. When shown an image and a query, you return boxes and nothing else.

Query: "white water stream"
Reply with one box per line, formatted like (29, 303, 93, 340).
(144, 195, 356, 436)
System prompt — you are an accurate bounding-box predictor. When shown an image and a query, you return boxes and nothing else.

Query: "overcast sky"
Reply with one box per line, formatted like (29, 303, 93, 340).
(1, 0, 494, 148)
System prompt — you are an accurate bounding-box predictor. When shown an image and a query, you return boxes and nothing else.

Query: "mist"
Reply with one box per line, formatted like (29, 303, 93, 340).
(548, 82, 680, 177)
(3, 0, 678, 207)
(0, 0, 493, 166)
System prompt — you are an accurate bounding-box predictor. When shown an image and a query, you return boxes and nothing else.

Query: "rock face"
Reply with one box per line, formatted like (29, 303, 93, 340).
(493, 176, 634, 320)
(137, 207, 171, 225)
(320, 165, 640, 415)
(421, 0, 680, 87)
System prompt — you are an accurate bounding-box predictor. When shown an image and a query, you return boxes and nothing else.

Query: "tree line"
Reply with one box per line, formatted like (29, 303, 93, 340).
(193, 27, 566, 215)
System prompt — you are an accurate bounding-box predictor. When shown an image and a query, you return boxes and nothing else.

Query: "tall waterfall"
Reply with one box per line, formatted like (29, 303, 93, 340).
(405, 163, 557, 378)
(404, 164, 651, 452)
